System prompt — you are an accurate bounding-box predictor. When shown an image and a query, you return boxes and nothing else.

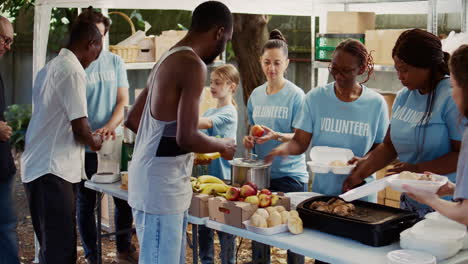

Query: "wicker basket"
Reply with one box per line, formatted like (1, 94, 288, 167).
(108, 11, 139, 63)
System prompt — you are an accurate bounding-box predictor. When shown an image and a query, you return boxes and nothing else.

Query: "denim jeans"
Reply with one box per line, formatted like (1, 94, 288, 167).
(252, 176, 307, 264)
(133, 209, 188, 264)
(0, 173, 19, 264)
(77, 153, 133, 260)
(198, 225, 236, 264)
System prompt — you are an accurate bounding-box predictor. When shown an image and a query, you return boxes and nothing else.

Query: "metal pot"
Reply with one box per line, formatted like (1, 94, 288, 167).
(229, 156, 271, 189)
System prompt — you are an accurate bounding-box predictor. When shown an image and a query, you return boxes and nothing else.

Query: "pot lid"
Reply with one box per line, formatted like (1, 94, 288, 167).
(229, 157, 271, 168)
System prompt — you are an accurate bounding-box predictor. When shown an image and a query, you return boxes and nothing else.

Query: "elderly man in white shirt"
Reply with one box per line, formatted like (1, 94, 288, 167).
(21, 21, 103, 264)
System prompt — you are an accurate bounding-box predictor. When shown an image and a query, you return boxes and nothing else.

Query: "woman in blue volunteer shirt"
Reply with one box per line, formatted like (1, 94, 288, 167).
(343, 29, 463, 218)
(404, 44, 468, 225)
(243, 29, 306, 264)
(266, 39, 389, 202)
(197, 64, 239, 264)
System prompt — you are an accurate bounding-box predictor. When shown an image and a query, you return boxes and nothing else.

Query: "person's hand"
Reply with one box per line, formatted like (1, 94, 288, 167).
(386, 162, 419, 175)
(403, 184, 439, 205)
(255, 126, 277, 144)
(243, 135, 255, 149)
(95, 125, 116, 140)
(90, 133, 103, 152)
(342, 174, 365, 193)
(0, 121, 12, 142)
(265, 144, 288, 164)
(437, 181, 456, 197)
(220, 138, 236, 160)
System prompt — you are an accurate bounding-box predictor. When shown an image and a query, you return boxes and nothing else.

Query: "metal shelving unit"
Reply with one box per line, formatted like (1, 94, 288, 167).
(311, 0, 468, 88)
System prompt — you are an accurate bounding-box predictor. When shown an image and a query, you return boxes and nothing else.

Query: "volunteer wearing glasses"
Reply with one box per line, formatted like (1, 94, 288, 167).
(267, 39, 389, 202)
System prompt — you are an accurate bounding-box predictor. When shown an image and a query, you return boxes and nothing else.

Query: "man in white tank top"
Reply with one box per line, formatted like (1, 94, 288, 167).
(125, 2, 236, 263)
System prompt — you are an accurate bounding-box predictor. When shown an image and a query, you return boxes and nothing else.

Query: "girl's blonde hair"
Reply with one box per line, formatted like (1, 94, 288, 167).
(212, 64, 240, 107)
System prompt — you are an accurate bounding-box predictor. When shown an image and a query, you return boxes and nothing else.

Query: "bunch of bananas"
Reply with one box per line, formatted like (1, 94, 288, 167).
(191, 175, 229, 196)
(195, 152, 221, 162)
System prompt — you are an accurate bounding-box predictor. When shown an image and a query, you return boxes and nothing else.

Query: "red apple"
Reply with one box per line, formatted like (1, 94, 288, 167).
(245, 181, 258, 193)
(239, 197, 245, 202)
(260, 189, 272, 195)
(258, 193, 272, 208)
(245, 195, 260, 206)
(226, 187, 240, 201)
(251, 125, 265, 137)
(240, 185, 257, 198)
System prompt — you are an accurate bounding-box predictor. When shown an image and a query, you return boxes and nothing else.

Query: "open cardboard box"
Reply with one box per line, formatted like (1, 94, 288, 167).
(208, 194, 291, 228)
(189, 193, 212, 218)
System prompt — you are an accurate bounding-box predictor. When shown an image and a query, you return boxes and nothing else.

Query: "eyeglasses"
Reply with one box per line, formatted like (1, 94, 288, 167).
(0, 34, 13, 47)
(328, 64, 357, 76)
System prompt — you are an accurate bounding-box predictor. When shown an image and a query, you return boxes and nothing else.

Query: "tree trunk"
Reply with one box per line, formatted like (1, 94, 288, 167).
(231, 14, 269, 105)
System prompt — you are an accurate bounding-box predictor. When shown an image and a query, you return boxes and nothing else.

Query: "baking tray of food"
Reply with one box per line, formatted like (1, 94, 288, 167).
(297, 196, 419, 247)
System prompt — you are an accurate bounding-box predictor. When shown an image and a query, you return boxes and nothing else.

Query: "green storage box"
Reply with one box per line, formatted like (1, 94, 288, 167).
(315, 33, 365, 61)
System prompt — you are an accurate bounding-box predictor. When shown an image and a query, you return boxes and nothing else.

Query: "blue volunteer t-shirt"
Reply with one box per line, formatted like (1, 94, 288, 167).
(247, 80, 308, 183)
(294, 82, 389, 197)
(201, 105, 238, 180)
(391, 77, 463, 211)
(85, 51, 129, 133)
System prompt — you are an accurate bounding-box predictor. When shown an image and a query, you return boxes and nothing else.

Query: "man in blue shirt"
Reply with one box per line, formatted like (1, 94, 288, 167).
(75, 9, 135, 264)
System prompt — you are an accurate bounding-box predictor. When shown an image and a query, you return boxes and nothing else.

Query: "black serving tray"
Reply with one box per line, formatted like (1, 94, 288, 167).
(297, 196, 419, 247)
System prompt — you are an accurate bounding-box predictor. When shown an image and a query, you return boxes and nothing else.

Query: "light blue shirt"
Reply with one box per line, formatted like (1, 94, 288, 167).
(294, 82, 389, 197)
(247, 80, 308, 183)
(455, 127, 468, 201)
(85, 51, 129, 132)
(201, 105, 238, 180)
(391, 78, 462, 183)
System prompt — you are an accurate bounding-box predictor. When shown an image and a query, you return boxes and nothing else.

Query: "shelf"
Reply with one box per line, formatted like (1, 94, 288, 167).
(314, 0, 427, 3)
(313, 61, 396, 72)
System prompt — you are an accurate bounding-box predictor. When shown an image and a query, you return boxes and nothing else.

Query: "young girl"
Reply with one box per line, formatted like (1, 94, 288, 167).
(243, 29, 306, 264)
(197, 64, 239, 264)
(403, 44, 468, 225)
(266, 39, 389, 203)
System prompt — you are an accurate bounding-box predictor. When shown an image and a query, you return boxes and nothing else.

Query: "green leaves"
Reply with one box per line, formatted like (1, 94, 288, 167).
(4, 104, 32, 151)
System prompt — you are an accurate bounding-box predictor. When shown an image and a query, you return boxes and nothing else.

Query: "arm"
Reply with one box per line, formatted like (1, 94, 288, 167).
(176, 59, 235, 159)
(265, 129, 312, 163)
(255, 125, 296, 144)
(125, 88, 147, 133)
(198, 117, 213, 129)
(71, 117, 102, 151)
(387, 140, 461, 175)
(98, 87, 129, 138)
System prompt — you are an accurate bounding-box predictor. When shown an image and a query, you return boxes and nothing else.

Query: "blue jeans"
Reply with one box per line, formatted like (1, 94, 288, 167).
(198, 225, 236, 264)
(0, 173, 19, 264)
(252, 176, 306, 264)
(77, 153, 133, 260)
(133, 209, 188, 264)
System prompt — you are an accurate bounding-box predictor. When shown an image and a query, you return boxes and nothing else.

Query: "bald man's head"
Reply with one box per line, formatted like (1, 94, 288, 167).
(0, 16, 13, 58)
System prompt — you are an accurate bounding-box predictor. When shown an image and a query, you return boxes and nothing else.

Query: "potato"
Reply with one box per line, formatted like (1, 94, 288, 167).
(289, 210, 299, 217)
(280, 211, 290, 224)
(288, 216, 304, 234)
(275, 205, 286, 213)
(251, 214, 267, 228)
(255, 208, 269, 219)
(267, 211, 282, 227)
(266, 206, 277, 215)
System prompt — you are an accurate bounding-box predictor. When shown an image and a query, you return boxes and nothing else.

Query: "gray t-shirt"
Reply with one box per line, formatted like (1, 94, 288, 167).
(454, 127, 468, 200)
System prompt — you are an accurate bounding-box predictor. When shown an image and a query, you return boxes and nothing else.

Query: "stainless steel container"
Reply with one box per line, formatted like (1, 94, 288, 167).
(229, 157, 271, 189)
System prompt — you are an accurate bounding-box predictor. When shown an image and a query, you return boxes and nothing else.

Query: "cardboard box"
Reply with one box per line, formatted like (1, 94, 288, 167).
(189, 193, 212, 218)
(365, 29, 407, 65)
(155, 30, 188, 61)
(208, 197, 258, 228)
(327, 12, 375, 34)
(378, 197, 385, 205)
(208, 194, 291, 228)
(385, 186, 401, 201)
(135, 36, 156, 62)
(385, 198, 400, 209)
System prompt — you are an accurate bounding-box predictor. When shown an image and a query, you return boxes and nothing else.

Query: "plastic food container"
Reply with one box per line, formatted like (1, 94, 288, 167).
(386, 249, 436, 264)
(307, 146, 356, 175)
(339, 173, 447, 202)
(400, 219, 466, 261)
(285, 192, 321, 209)
(243, 220, 288, 235)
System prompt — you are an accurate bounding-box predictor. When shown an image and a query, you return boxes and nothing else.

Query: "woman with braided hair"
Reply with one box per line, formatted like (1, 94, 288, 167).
(344, 29, 464, 218)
